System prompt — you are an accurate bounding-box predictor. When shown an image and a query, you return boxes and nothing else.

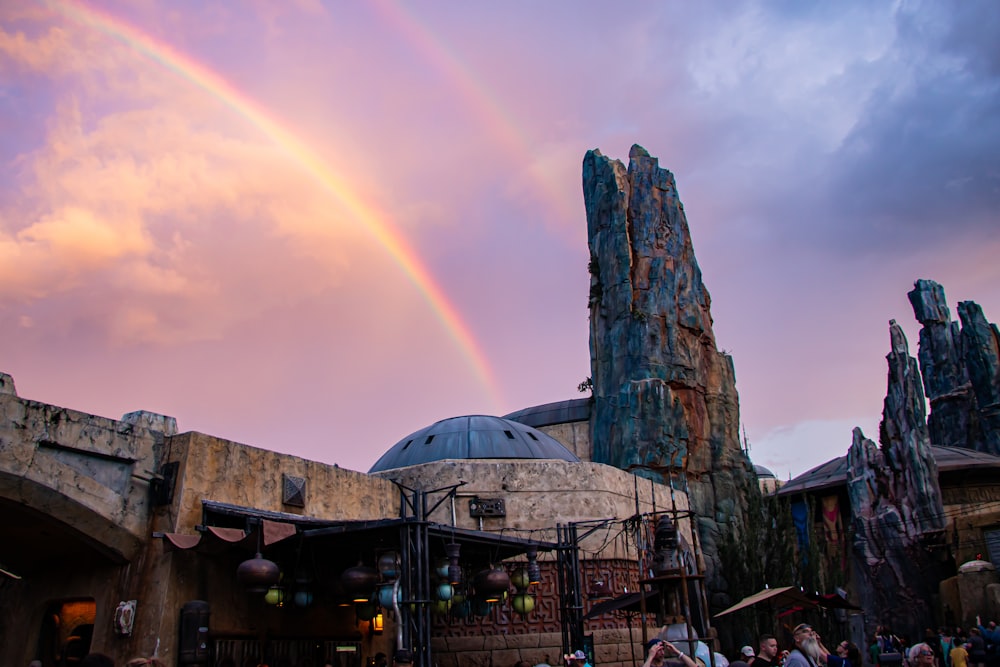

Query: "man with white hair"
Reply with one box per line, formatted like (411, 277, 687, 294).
(785, 624, 829, 667)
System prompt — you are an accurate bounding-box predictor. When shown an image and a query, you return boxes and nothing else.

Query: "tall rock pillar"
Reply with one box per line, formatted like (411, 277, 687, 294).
(847, 321, 946, 639)
(582, 145, 750, 577)
(908, 279, 1000, 455)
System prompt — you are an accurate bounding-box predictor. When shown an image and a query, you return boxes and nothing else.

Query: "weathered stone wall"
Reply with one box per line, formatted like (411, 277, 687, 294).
(582, 146, 751, 588)
(431, 627, 661, 667)
(537, 420, 592, 462)
(160, 431, 399, 535)
(0, 389, 165, 561)
(376, 459, 692, 558)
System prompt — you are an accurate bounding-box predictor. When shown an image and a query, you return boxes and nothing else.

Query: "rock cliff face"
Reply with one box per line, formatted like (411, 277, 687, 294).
(582, 145, 750, 582)
(848, 321, 946, 638)
(909, 279, 1000, 454)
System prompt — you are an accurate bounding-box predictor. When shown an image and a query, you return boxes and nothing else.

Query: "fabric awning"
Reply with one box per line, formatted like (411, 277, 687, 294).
(713, 586, 817, 618)
(160, 520, 297, 553)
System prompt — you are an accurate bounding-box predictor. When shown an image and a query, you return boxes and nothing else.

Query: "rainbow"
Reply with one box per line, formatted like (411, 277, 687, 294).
(372, 0, 577, 225)
(45, 0, 504, 411)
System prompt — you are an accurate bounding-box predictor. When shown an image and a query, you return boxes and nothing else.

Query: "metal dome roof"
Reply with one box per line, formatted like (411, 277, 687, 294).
(753, 464, 777, 479)
(368, 415, 580, 473)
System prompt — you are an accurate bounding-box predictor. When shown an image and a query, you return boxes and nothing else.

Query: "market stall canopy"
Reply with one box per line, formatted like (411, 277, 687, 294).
(583, 590, 662, 619)
(713, 586, 817, 618)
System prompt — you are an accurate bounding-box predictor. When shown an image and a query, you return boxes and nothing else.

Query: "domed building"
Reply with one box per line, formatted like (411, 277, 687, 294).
(753, 464, 783, 495)
(369, 412, 707, 667)
(0, 374, 707, 667)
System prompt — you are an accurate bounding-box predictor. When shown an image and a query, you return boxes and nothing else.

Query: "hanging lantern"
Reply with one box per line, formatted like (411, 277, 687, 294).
(377, 583, 400, 609)
(526, 546, 541, 585)
(431, 598, 451, 615)
(511, 567, 530, 592)
(377, 552, 400, 580)
(511, 593, 536, 616)
(434, 558, 450, 579)
(237, 553, 281, 594)
(264, 585, 285, 607)
(341, 563, 378, 602)
(651, 515, 679, 575)
(473, 566, 510, 603)
(445, 542, 462, 586)
(436, 582, 454, 601)
(293, 589, 314, 608)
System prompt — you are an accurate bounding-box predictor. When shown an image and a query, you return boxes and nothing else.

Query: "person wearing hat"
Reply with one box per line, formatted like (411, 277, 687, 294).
(785, 624, 828, 667)
(392, 650, 413, 666)
(564, 650, 591, 667)
(643, 638, 699, 667)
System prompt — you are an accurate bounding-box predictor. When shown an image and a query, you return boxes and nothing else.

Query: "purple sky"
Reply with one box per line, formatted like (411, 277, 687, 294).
(2, 1, 998, 479)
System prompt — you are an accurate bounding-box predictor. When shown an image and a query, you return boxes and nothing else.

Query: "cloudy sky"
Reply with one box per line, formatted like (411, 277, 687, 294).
(2, 1, 998, 479)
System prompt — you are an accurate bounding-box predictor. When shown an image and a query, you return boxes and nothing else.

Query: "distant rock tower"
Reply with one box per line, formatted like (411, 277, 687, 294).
(909, 279, 1000, 455)
(582, 145, 752, 573)
(847, 320, 946, 638)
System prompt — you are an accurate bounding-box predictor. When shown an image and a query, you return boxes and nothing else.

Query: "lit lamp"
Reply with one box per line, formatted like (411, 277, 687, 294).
(372, 612, 384, 634)
(526, 546, 541, 586)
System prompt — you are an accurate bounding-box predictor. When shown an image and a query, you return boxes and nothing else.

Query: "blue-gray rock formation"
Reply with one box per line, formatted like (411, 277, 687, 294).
(909, 279, 1000, 455)
(582, 145, 750, 585)
(848, 321, 946, 640)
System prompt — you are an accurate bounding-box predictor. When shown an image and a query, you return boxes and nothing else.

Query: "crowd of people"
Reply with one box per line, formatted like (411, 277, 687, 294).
(46, 616, 1000, 667)
(703, 616, 1000, 667)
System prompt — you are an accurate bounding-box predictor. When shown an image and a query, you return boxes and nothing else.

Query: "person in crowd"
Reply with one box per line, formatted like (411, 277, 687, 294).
(392, 651, 413, 667)
(785, 623, 826, 667)
(925, 629, 946, 667)
(828, 641, 861, 667)
(969, 628, 988, 667)
(941, 627, 958, 667)
(950, 637, 969, 667)
(911, 644, 937, 667)
(977, 617, 1000, 667)
(740, 647, 756, 663)
(643, 638, 700, 667)
(373, 653, 387, 667)
(752, 634, 781, 667)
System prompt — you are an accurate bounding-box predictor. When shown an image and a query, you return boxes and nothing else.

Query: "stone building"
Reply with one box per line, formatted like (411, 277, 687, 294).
(0, 372, 707, 667)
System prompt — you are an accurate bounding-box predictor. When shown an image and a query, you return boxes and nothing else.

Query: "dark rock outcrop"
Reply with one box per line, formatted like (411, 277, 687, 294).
(847, 321, 946, 639)
(582, 145, 750, 584)
(908, 279, 1000, 455)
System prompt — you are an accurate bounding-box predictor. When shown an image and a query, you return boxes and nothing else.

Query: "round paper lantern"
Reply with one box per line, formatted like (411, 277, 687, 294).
(264, 585, 285, 606)
(511, 567, 531, 591)
(436, 582, 454, 601)
(511, 593, 535, 615)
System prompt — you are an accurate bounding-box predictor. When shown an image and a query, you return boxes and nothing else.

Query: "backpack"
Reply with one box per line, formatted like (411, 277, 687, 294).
(878, 636, 902, 666)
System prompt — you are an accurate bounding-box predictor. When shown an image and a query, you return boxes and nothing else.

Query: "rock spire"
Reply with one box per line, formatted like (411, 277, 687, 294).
(847, 321, 945, 638)
(582, 145, 750, 575)
(908, 279, 1000, 454)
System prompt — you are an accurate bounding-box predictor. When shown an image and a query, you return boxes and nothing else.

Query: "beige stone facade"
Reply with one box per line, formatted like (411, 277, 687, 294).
(0, 373, 699, 667)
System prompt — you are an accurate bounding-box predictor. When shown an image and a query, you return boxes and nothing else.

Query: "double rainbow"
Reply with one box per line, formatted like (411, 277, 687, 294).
(46, 0, 503, 411)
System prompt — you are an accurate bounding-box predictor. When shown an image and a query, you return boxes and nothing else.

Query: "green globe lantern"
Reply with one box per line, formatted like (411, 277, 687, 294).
(511, 593, 535, 616)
